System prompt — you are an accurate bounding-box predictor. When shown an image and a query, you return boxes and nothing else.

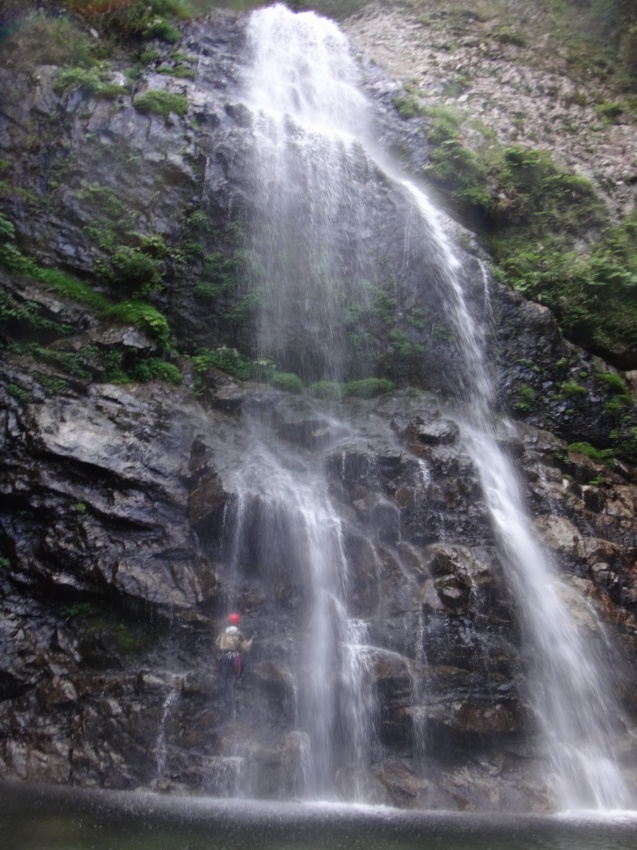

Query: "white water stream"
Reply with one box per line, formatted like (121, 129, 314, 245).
(239, 3, 634, 809)
(221, 421, 377, 798)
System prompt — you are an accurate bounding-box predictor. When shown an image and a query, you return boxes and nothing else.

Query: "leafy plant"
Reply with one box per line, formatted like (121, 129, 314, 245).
(129, 357, 182, 384)
(192, 347, 254, 381)
(110, 245, 163, 295)
(106, 301, 171, 345)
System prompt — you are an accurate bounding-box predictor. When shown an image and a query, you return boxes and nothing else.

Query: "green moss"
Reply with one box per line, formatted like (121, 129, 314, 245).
(55, 67, 127, 99)
(0, 212, 15, 241)
(561, 380, 588, 397)
(342, 378, 395, 398)
(309, 380, 342, 400)
(6, 383, 32, 404)
(33, 372, 68, 396)
(425, 107, 463, 145)
(143, 20, 182, 44)
(393, 95, 426, 119)
(35, 268, 112, 313)
(268, 372, 304, 393)
(139, 47, 161, 65)
(424, 138, 489, 211)
(596, 371, 631, 396)
(133, 90, 188, 118)
(567, 441, 614, 462)
(595, 101, 627, 123)
(64, 601, 95, 619)
(605, 396, 626, 418)
(106, 301, 170, 345)
(513, 383, 536, 412)
(81, 182, 138, 253)
(157, 64, 196, 79)
(16, 344, 92, 380)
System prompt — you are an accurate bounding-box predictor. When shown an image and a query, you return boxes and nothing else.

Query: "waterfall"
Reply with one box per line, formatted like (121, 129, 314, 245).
(221, 420, 377, 798)
(400, 146, 634, 811)
(237, 3, 634, 809)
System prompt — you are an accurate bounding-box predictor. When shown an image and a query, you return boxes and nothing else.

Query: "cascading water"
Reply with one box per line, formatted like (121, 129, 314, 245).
(402, 172, 635, 809)
(233, 3, 634, 809)
(220, 421, 377, 798)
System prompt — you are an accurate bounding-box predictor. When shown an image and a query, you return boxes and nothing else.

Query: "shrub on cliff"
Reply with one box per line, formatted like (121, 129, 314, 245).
(133, 90, 188, 117)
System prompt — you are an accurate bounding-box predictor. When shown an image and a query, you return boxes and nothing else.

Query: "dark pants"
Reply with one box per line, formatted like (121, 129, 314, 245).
(219, 651, 241, 701)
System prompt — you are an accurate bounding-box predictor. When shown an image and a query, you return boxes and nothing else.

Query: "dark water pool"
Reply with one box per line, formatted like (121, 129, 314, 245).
(1, 783, 637, 850)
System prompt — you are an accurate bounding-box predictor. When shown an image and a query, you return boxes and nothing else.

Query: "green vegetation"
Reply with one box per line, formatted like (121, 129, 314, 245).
(0, 14, 93, 71)
(133, 90, 188, 118)
(109, 245, 163, 296)
(192, 346, 254, 382)
(513, 383, 536, 412)
(567, 441, 614, 463)
(64, 601, 96, 619)
(343, 378, 394, 398)
(6, 383, 32, 405)
(60, 0, 188, 40)
(193, 250, 244, 301)
(0, 288, 75, 338)
(309, 380, 342, 400)
(308, 377, 394, 399)
(393, 95, 427, 120)
(55, 66, 128, 99)
(388, 328, 424, 358)
(561, 380, 587, 398)
(268, 372, 304, 393)
(33, 372, 69, 395)
(128, 357, 182, 384)
(409, 100, 637, 366)
(107, 301, 171, 345)
(1, 208, 178, 386)
(80, 182, 139, 253)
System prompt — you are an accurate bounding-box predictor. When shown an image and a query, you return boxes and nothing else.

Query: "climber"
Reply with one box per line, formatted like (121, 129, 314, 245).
(215, 613, 253, 703)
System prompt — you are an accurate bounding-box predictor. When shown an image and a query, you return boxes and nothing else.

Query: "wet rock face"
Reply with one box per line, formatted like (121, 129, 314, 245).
(1, 377, 636, 810)
(0, 13, 254, 354)
(0, 7, 637, 813)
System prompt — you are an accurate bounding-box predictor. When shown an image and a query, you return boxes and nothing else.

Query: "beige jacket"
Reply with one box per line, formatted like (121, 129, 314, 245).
(215, 626, 253, 653)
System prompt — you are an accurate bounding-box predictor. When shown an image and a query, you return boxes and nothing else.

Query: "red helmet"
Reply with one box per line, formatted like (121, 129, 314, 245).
(227, 613, 241, 625)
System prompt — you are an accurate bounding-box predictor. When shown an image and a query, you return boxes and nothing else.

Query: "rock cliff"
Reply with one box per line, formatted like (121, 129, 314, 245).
(0, 2, 636, 811)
